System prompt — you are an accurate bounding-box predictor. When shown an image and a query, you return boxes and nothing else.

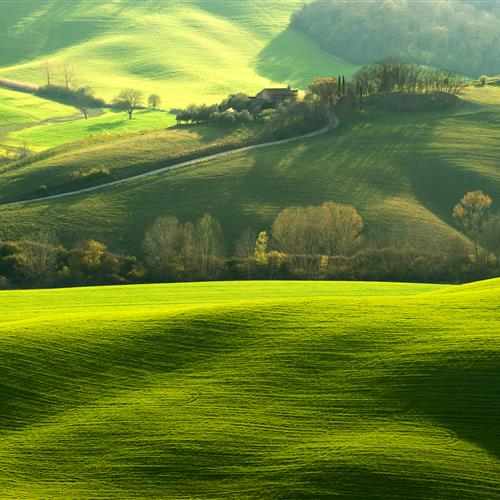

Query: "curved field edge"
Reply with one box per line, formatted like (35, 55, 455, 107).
(0, 278, 498, 498)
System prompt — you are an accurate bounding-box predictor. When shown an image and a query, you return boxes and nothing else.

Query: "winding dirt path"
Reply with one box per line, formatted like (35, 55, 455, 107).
(4, 114, 339, 207)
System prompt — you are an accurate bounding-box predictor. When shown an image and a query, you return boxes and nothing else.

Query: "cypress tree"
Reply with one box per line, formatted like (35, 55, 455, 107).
(342, 75, 346, 95)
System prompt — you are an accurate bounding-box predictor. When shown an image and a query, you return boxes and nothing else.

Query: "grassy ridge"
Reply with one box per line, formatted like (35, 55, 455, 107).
(1, 87, 498, 250)
(0, 278, 498, 497)
(0, 0, 359, 109)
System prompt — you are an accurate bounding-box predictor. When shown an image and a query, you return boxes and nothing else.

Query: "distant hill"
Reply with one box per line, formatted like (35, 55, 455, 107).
(292, 0, 500, 77)
(0, 278, 499, 497)
(0, 0, 358, 108)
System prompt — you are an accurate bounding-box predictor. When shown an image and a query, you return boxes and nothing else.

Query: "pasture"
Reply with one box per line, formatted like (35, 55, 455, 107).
(0, 278, 498, 497)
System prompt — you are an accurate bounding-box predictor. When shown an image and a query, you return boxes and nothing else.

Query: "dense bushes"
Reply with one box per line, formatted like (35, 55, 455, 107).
(292, 0, 500, 76)
(71, 165, 111, 182)
(37, 84, 105, 108)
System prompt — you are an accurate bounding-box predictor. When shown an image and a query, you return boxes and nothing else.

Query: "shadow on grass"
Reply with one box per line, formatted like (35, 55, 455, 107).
(255, 27, 359, 89)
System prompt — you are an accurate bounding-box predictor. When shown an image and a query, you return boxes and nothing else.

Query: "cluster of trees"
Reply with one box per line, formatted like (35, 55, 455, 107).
(175, 92, 274, 126)
(2, 192, 498, 289)
(0, 235, 138, 288)
(291, 0, 500, 77)
(353, 60, 466, 97)
(176, 77, 346, 128)
(143, 214, 224, 281)
(174, 77, 348, 140)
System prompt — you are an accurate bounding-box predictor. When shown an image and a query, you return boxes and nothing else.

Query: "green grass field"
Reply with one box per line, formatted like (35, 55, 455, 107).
(0, 87, 75, 131)
(0, 123, 247, 202)
(0, 0, 359, 109)
(0, 278, 498, 498)
(1, 86, 498, 251)
(7, 108, 177, 151)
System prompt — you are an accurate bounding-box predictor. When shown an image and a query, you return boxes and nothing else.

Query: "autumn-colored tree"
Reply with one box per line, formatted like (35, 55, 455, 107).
(192, 214, 224, 279)
(453, 191, 492, 262)
(319, 202, 364, 256)
(17, 230, 59, 285)
(143, 216, 184, 279)
(308, 77, 338, 109)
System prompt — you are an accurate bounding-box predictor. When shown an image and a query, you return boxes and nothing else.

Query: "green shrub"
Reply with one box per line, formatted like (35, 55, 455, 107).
(71, 165, 111, 181)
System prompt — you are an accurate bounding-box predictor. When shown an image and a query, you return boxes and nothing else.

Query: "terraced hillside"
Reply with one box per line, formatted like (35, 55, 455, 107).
(0, 0, 358, 108)
(1, 86, 498, 251)
(0, 278, 499, 498)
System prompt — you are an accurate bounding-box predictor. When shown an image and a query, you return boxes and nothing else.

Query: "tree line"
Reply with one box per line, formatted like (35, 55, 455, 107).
(291, 0, 500, 77)
(353, 60, 466, 97)
(0, 192, 498, 289)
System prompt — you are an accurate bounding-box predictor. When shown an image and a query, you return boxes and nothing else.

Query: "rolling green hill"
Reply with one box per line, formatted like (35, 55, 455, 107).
(0, 278, 498, 497)
(1, 86, 498, 251)
(0, 0, 359, 109)
(7, 108, 177, 151)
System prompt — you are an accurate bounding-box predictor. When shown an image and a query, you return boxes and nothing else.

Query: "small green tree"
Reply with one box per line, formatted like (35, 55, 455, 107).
(479, 75, 488, 87)
(254, 231, 268, 264)
(148, 94, 161, 110)
(74, 86, 95, 119)
(113, 88, 143, 119)
(453, 191, 492, 262)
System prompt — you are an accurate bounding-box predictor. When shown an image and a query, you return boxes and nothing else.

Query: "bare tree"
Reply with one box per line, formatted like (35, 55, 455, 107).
(18, 230, 59, 285)
(60, 63, 75, 90)
(143, 216, 184, 279)
(193, 214, 224, 279)
(319, 202, 364, 256)
(113, 89, 143, 119)
(41, 60, 54, 87)
(235, 228, 257, 259)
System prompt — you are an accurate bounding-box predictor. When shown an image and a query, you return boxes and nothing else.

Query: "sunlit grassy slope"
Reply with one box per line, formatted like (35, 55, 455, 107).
(0, 0, 359, 109)
(1, 86, 498, 250)
(0, 87, 75, 132)
(0, 278, 499, 498)
(7, 108, 177, 151)
(0, 123, 245, 202)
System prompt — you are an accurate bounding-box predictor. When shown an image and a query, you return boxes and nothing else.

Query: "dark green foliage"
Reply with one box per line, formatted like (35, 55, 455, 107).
(354, 60, 466, 96)
(36, 84, 105, 108)
(292, 0, 500, 76)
